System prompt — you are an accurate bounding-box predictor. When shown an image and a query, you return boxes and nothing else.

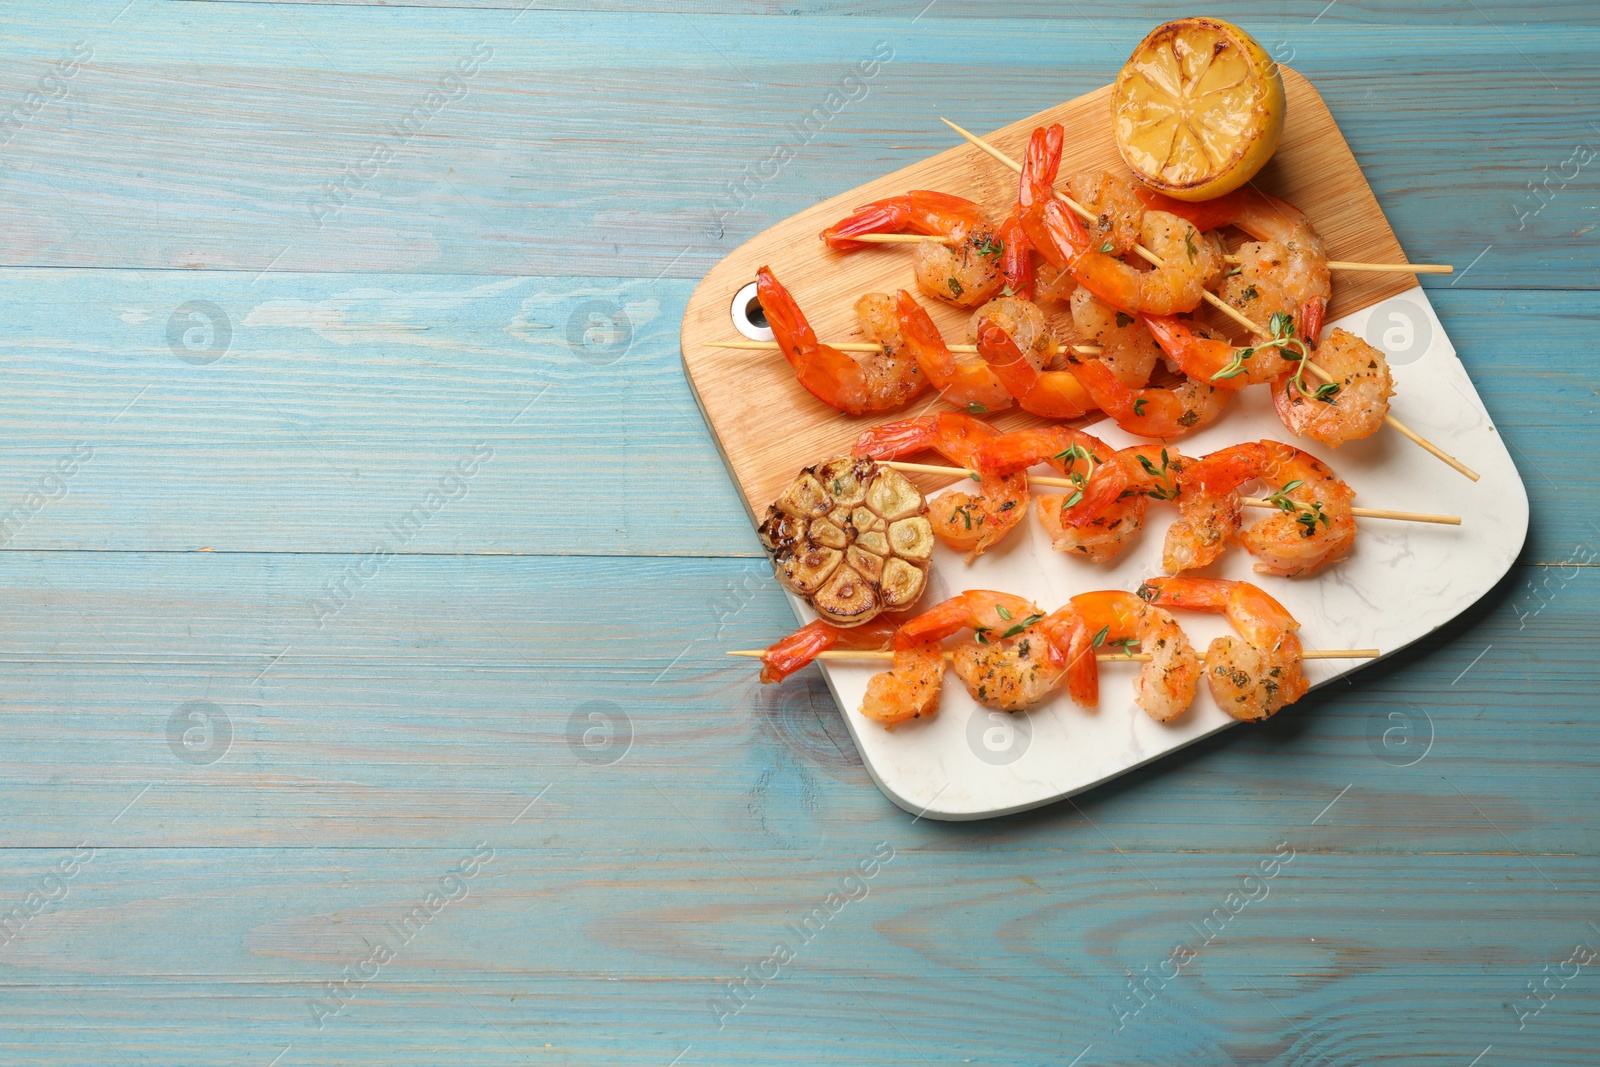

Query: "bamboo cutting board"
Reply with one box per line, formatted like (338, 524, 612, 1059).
(679, 67, 1419, 523)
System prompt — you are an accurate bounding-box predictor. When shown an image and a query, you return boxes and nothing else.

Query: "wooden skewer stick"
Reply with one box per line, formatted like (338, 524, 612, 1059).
(847, 232, 1452, 273)
(883, 461, 1461, 525)
(935, 119, 1452, 275)
(939, 118, 1480, 482)
(728, 648, 1380, 663)
(711, 339, 1103, 356)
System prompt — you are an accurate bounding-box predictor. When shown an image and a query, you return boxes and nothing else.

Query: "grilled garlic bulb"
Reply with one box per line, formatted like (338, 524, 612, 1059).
(759, 455, 935, 626)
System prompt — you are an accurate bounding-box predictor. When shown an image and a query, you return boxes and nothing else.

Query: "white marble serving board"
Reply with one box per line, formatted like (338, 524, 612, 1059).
(787, 287, 1528, 820)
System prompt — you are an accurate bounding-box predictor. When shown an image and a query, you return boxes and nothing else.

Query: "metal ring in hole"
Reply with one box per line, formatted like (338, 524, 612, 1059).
(730, 281, 772, 341)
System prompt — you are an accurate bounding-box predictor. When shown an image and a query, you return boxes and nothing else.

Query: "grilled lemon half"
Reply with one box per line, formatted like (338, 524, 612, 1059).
(1112, 17, 1286, 202)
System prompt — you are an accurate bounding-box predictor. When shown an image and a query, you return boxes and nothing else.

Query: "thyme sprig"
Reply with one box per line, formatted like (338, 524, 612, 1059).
(1136, 448, 1179, 501)
(1208, 311, 1341, 403)
(1266, 478, 1333, 538)
(1051, 443, 1096, 509)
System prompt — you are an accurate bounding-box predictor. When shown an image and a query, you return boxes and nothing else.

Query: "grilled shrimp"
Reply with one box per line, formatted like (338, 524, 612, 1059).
(1073, 358, 1229, 440)
(1139, 186, 1332, 344)
(1165, 442, 1259, 574)
(974, 319, 1095, 419)
(967, 294, 1058, 369)
(1140, 577, 1309, 721)
(1272, 328, 1394, 447)
(1164, 440, 1357, 577)
(822, 191, 1005, 308)
(973, 426, 1147, 562)
(1143, 313, 1298, 389)
(1069, 590, 1200, 722)
(894, 290, 1013, 413)
(1019, 125, 1222, 316)
(757, 267, 925, 415)
(860, 643, 947, 728)
(1239, 441, 1357, 577)
(864, 590, 1037, 725)
(1066, 170, 1147, 258)
(1071, 289, 1163, 387)
(854, 412, 1029, 558)
(1026, 199, 1225, 317)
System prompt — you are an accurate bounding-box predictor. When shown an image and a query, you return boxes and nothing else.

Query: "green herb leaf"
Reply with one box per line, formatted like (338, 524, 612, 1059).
(1091, 625, 1109, 647)
(967, 402, 989, 414)
(1100, 241, 1115, 254)
(1184, 229, 1198, 262)
(995, 605, 1012, 621)
(1226, 265, 1243, 277)
(1063, 489, 1084, 508)
(1240, 284, 1259, 301)
(1312, 382, 1341, 401)
(1210, 350, 1250, 381)
(947, 277, 964, 298)
(999, 283, 1016, 297)
(999, 614, 1044, 640)
(977, 237, 1003, 257)
(1268, 311, 1293, 338)
(1133, 398, 1148, 416)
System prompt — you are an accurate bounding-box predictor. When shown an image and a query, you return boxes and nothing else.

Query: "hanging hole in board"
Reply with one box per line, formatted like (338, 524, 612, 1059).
(730, 281, 772, 341)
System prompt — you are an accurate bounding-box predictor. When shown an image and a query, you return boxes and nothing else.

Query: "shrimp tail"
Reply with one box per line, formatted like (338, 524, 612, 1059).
(1299, 295, 1327, 346)
(1179, 442, 1267, 496)
(894, 290, 958, 380)
(1137, 576, 1228, 611)
(755, 266, 818, 361)
(1131, 186, 1246, 233)
(998, 214, 1034, 300)
(759, 617, 897, 684)
(852, 415, 938, 460)
(1070, 358, 1136, 420)
(1018, 124, 1064, 213)
(1042, 609, 1099, 708)
(973, 427, 1108, 478)
(976, 322, 1094, 419)
(821, 197, 913, 250)
(1141, 314, 1254, 391)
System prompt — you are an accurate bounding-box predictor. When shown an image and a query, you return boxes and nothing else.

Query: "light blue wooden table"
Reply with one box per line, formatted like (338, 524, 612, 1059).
(0, 1, 1595, 1063)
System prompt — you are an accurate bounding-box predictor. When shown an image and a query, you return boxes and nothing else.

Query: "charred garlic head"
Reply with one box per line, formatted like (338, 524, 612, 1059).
(759, 455, 935, 626)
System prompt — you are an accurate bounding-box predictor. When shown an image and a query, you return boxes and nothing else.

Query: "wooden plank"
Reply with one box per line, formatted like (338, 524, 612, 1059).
(0, 849, 1594, 1064)
(0, 271, 1583, 562)
(0, 551, 1591, 854)
(0, 5, 1591, 285)
(0, 268, 753, 555)
(182, 0, 1600, 22)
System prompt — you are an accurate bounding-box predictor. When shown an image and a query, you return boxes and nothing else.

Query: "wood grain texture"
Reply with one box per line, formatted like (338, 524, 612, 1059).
(0, 6, 1594, 285)
(682, 68, 1418, 521)
(0, 0, 1596, 1062)
(0, 275, 1583, 560)
(0, 552, 1590, 857)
